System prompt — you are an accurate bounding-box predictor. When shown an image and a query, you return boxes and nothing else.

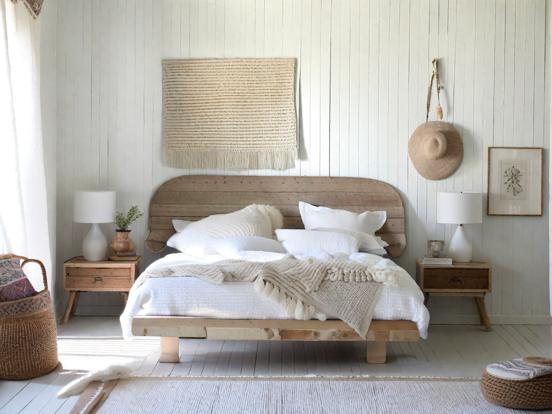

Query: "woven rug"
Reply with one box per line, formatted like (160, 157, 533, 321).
(162, 58, 298, 170)
(73, 377, 529, 414)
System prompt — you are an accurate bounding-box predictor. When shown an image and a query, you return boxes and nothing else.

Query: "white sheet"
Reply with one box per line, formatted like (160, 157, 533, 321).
(121, 252, 430, 339)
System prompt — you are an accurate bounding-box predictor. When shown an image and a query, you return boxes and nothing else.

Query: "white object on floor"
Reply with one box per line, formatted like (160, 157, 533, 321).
(57, 359, 142, 398)
(89, 378, 506, 414)
(120, 252, 429, 339)
(437, 192, 482, 262)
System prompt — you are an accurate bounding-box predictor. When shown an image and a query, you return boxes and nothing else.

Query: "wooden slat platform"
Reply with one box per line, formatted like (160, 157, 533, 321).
(132, 317, 419, 342)
(132, 317, 420, 364)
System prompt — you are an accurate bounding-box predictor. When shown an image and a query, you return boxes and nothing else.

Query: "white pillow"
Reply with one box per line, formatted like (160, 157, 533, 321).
(298, 201, 387, 235)
(166, 205, 283, 256)
(212, 236, 285, 258)
(166, 231, 214, 256)
(172, 219, 191, 232)
(275, 229, 359, 257)
(312, 227, 388, 255)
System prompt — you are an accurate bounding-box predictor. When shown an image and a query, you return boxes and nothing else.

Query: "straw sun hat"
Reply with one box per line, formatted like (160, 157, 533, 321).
(408, 121, 463, 180)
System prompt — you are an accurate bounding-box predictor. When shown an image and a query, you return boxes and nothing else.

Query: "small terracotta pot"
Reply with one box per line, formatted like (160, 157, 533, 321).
(111, 230, 136, 255)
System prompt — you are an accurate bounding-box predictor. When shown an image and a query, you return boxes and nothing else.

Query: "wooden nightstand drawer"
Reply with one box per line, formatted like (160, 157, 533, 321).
(422, 268, 490, 290)
(65, 275, 132, 291)
(66, 267, 130, 278)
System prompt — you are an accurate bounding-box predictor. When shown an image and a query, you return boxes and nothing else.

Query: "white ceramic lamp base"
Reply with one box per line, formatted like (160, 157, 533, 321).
(82, 223, 108, 261)
(448, 224, 472, 262)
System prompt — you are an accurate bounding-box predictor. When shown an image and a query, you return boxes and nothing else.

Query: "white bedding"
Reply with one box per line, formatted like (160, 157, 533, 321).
(121, 252, 429, 339)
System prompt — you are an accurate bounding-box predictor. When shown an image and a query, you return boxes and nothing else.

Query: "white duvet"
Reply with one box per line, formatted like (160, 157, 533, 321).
(121, 252, 429, 339)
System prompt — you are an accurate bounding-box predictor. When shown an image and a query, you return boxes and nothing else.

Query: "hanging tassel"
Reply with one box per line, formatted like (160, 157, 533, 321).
(436, 104, 443, 120)
(294, 301, 305, 319)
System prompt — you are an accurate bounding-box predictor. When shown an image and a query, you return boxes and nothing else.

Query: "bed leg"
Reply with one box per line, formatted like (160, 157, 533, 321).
(159, 337, 180, 363)
(366, 341, 386, 364)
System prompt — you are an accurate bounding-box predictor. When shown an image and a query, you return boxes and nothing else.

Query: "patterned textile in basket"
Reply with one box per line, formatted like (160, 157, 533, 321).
(480, 371, 552, 410)
(0, 258, 37, 301)
(0, 255, 59, 380)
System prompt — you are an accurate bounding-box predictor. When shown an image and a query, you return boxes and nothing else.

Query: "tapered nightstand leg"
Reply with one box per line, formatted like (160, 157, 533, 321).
(62, 291, 77, 324)
(474, 296, 492, 331)
(70, 292, 80, 316)
(120, 292, 128, 304)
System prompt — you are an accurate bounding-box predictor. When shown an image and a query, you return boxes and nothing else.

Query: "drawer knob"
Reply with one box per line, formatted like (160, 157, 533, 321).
(94, 276, 104, 284)
(449, 276, 463, 285)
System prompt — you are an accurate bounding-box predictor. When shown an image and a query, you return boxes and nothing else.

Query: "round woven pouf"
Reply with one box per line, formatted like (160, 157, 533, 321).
(480, 371, 552, 411)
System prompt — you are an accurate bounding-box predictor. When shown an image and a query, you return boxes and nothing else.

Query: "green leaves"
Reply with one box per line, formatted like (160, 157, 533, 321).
(115, 205, 144, 230)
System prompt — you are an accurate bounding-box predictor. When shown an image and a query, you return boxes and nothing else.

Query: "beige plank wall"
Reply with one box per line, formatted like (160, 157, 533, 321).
(42, 0, 550, 323)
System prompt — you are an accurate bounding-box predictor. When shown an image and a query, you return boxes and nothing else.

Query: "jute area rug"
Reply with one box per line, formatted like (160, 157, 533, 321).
(73, 376, 532, 414)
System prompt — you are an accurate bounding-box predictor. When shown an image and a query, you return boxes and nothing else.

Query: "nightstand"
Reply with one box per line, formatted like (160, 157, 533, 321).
(62, 256, 140, 323)
(416, 259, 492, 330)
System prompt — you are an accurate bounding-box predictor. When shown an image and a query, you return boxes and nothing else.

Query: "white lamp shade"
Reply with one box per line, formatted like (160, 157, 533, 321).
(73, 191, 116, 223)
(437, 192, 482, 224)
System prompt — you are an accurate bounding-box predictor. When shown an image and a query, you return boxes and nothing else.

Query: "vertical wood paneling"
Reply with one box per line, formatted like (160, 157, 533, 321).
(50, 0, 549, 322)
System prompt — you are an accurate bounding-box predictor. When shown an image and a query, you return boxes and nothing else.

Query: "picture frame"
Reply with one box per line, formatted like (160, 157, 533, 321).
(487, 147, 544, 216)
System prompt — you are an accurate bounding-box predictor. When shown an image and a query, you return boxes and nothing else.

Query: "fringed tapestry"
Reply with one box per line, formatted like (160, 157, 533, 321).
(162, 58, 298, 170)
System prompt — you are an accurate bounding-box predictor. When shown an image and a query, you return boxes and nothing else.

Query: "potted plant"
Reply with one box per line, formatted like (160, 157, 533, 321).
(111, 206, 143, 258)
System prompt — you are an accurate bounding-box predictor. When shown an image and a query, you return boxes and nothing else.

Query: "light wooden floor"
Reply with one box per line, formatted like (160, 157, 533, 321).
(1, 316, 551, 413)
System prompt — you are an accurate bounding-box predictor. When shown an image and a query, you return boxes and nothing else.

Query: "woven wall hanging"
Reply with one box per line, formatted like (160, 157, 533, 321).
(162, 58, 298, 170)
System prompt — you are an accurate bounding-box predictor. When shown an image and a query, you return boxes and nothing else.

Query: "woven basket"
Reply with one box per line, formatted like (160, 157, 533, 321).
(0, 254, 59, 380)
(481, 371, 552, 410)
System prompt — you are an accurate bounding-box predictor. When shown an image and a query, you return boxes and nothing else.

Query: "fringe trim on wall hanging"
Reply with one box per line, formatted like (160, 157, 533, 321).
(162, 58, 298, 171)
(10, 0, 44, 18)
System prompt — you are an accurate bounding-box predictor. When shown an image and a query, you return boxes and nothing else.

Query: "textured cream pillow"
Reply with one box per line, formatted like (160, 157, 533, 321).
(167, 205, 283, 256)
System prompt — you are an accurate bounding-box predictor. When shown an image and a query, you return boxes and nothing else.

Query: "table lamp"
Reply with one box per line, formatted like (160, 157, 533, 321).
(74, 191, 116, 261)
(437, 192, 482, 262)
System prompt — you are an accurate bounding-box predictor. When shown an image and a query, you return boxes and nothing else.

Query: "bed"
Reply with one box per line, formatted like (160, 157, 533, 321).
(126, 175, 429, 364)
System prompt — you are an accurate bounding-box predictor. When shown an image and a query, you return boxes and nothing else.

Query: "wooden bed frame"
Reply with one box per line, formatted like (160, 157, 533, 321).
(134, 175, 419, 364)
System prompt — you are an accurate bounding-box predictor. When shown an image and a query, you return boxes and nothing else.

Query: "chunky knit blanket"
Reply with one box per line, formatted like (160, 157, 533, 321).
(139, 256, 400, 338)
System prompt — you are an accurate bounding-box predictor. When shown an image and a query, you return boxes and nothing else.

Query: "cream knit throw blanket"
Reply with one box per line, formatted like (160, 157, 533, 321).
(141, 257, 400, 338)
(162, 58, 298, 170)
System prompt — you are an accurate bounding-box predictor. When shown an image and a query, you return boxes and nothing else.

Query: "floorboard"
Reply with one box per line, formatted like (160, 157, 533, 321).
(1, 317, 551, 413)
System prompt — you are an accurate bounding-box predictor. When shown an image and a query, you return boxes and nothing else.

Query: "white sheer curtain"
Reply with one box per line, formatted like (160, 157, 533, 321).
(0, 0, 51, 287)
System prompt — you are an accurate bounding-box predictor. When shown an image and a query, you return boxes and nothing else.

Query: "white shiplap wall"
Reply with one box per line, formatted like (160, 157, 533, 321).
(45, 0, 550, 323)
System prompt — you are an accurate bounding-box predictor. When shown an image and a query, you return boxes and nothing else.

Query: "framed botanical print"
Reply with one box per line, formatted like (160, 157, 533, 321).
(487, 147, 543, 216)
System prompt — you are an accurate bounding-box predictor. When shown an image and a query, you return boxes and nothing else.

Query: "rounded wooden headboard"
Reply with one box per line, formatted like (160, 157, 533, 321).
(146, 175, 406, 257)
